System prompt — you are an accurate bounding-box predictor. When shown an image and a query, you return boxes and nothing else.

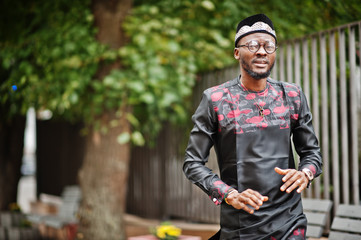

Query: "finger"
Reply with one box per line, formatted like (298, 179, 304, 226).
(231, 189, 269, 214)
(232, 200, 243, 210)
(290, 178, 307, 193)
(244, 189, 265, 202)
(281, 170, 297, 183)
(297, 182, 307, 193)
(284, 173, 306, 193)
(297, 171, 310, 193)
(233, 201, 254, 214)
(239, 193, 261, 210)
(236, 190, 269, 212)
(284, 180, 300, 193)
(246, 195, 263, 209)
(243, 189, 268, 206)
(233, 201, 255, 214)
(252, 192, 268, 203)
(284, 170, 301, 183)
(274, 167, 288, 175)
(280, 172, 297, 191)
(242, 204, 256, 214)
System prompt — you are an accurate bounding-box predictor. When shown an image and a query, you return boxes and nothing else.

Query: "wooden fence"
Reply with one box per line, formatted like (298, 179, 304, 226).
(273, 21, 361, 209)
(126, 21, 361, 223)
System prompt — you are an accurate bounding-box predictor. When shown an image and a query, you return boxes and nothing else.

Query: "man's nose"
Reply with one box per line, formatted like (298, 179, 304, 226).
(256, 45, 267, 55)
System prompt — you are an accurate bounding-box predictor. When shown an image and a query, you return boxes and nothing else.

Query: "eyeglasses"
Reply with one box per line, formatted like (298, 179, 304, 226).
(237, 40, 277, 54)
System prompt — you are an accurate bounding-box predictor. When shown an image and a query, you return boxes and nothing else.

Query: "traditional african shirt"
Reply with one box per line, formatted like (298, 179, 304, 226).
(183, 76, 322, 240)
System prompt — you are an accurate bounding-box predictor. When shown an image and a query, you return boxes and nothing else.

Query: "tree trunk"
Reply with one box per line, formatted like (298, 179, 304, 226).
(77, 0, 132, 239)
(78, 111, 131, 239)
(0, 115, 26, 211)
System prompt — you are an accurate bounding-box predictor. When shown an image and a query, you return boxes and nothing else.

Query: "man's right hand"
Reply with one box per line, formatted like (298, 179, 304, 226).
(226, 189, 268, 214)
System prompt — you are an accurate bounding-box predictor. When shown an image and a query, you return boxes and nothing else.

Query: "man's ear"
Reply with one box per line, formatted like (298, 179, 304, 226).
(234, 48, 240, 60)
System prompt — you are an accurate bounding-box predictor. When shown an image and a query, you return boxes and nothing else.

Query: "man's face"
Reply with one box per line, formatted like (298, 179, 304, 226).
(234, 32, 276, 80)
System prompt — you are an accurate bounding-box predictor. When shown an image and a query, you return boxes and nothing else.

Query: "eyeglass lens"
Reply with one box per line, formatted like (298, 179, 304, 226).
(248, 40, 276, 54)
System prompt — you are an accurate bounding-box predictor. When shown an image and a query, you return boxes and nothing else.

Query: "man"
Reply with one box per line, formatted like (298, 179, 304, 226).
(183, 14, 322, 240)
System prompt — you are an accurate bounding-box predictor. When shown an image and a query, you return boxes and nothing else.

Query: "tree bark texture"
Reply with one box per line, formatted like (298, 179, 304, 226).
(0, 115, 26, 211)
(77, 0, 132, 239)
(78, 112, 131, 239)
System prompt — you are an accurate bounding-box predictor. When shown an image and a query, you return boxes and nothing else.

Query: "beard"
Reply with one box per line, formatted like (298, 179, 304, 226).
(241, 58, 275, 80)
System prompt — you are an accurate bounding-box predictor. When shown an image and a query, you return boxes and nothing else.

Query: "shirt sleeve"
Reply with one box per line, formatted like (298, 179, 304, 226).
(292, 88, 323, 179)
(183, 91, 232, 205)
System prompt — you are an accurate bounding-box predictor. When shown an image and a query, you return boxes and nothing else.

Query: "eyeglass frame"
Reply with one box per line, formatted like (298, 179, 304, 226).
(237, 40, 278, 54)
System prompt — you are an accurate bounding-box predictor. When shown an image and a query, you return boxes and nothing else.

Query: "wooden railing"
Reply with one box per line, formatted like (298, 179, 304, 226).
(273, 21, 361, 208)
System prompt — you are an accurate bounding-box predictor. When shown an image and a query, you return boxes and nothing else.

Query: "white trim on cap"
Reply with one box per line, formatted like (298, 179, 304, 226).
(235, 21, 276, 42)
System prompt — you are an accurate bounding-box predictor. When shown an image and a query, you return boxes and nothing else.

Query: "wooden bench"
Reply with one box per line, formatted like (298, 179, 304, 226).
(329, 204, 361, 240)
(302, 198, 333, 238)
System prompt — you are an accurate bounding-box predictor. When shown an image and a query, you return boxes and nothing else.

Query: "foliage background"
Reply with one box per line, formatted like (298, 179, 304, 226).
(1, 0, 361, 143)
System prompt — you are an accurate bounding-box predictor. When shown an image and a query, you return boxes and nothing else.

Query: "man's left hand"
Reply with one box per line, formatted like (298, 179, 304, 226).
(274, 167, 308, 193)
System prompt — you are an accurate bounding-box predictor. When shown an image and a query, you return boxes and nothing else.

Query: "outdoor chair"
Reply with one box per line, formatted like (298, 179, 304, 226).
(27, 185, 81, 239)
(302, 198, 333, 238)
(328, 204, 361, 240)
(43, 186, 81, 227)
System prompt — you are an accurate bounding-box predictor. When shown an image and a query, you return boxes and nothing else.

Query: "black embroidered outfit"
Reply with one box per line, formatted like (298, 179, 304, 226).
(183, 76, 322, 240)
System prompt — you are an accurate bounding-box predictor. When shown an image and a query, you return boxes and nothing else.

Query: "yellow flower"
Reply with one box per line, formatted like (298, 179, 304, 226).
(167, 227, 181, 236)
(155, 223, 181, 239)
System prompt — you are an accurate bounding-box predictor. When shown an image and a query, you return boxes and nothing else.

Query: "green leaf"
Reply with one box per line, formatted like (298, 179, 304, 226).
(140, 92, 155, 104)
(117, 132, 130, 145)
(131, 131, 145, 146)
(104, 75, 116, 86)
(201, 1, 215, 11)
(126, 113, 140, 127)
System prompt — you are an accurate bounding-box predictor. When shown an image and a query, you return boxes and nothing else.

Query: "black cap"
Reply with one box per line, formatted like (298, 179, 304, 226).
(235, 14, 276, 47)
